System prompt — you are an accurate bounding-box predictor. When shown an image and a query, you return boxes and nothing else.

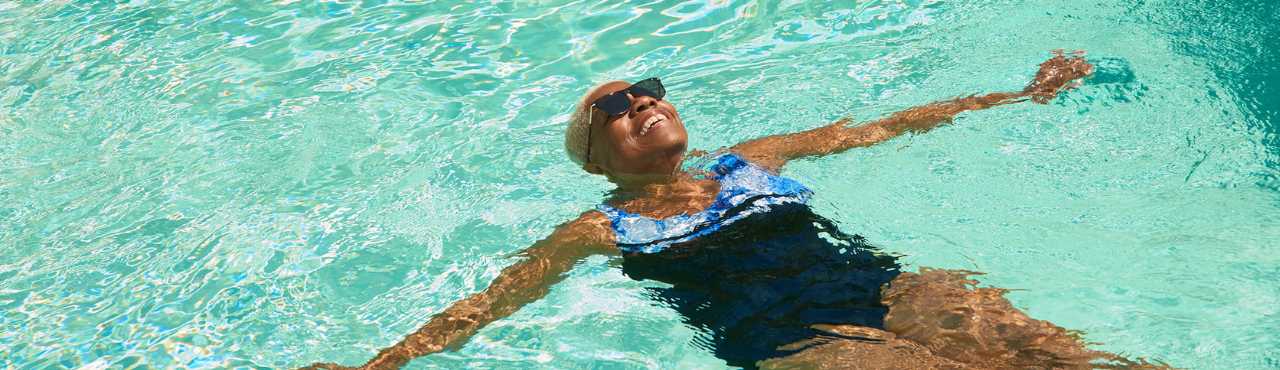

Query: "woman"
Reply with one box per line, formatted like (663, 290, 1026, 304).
(307, 53, 1158, 369)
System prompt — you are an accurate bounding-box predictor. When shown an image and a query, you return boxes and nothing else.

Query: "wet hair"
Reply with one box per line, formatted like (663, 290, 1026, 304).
(564, 80, 626, 168)
(564, 93, 593, 167)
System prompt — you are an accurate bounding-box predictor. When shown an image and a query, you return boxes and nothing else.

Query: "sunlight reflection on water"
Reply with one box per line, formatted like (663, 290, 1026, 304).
(0, 1, 1277, 369)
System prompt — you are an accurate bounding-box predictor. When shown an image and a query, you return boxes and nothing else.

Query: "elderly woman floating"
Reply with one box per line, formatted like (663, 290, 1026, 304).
(307, 52, 1164, 370)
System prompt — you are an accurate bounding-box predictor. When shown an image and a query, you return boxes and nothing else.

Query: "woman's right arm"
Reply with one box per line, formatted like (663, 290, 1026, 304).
(303, 211, 616, 370)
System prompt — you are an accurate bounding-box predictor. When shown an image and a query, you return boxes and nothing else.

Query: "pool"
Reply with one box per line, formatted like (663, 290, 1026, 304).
(2, 0, 1277, 368)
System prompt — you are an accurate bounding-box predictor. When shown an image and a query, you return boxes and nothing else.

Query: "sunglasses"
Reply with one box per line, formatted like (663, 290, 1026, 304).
(585, 77, 666, 164)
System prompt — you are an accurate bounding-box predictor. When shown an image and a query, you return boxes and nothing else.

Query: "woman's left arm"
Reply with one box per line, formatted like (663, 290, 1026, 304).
(731, 52, 1094, 171)
(300, 212, 615, 370)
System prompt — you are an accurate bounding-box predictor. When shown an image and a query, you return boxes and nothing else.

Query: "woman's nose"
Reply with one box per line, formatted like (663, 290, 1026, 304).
(629, 94, 658, 114)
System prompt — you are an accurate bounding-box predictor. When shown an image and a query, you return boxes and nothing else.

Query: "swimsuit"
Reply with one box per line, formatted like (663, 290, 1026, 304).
(597, 152, 902, 368)
(597, 152, 813, 254)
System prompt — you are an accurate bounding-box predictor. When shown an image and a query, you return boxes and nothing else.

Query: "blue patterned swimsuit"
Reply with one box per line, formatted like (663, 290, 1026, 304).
(597, 152, 813, 254)
(597, 152, 902, 368)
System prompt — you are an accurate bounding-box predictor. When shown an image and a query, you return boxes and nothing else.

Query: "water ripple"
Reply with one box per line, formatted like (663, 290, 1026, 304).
(1, 1, 1277, 369)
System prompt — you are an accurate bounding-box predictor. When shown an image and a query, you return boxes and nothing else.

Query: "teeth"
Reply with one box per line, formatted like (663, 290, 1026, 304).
(640, 114, 666, 136)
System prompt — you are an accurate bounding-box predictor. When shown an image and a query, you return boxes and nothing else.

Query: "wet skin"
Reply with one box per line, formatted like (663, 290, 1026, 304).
(579, 80, 689, 185)
(301, 53, 1165, 370)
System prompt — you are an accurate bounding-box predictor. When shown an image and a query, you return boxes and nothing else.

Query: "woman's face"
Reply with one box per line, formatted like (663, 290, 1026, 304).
(584, 80, 688, 178)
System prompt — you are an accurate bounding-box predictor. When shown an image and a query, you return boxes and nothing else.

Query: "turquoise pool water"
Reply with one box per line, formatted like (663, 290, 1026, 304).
(2, 1, 1278, 368)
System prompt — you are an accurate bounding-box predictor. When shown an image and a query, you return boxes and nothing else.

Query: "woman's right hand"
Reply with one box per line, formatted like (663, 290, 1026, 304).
(1023, 50, 1095, 103)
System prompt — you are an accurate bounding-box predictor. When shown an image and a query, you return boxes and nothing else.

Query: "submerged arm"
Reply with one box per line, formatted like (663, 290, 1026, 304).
(303, 212, 614, 370)
(732, 53, 1094, 170)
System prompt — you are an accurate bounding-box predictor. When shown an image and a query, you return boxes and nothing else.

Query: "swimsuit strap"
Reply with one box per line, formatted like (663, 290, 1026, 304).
(599, 152, 812, 254)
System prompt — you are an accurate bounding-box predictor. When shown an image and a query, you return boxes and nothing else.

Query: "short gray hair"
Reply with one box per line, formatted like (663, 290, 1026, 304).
(565, 81, 626, 168)
(564, 93, 593, 167)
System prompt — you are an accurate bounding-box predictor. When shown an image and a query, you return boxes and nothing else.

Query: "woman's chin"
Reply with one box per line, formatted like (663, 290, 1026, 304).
(650, 138, 688, 157)
(646, 129, 687, 149)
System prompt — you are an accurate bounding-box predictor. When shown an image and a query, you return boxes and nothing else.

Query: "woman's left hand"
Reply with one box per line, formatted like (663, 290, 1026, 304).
(1023, 50, 1095, 103)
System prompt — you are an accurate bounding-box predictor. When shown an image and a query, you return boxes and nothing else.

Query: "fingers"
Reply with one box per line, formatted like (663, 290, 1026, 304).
(1052, 49, 1085, 56)
(1047, 49, 1094, 77)
(1027, 49, 1093, 103)
(1047, 49, 1088, 64)
(1079, 58, 1096, 75)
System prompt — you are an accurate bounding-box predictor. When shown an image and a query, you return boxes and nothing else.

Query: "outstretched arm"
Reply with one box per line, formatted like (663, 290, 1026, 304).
(303, 212, 615, 370)
(732, 52, 1094, 170)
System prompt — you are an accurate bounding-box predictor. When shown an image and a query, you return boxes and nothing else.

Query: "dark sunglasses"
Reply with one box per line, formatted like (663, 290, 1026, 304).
(585, 77, 666, 164)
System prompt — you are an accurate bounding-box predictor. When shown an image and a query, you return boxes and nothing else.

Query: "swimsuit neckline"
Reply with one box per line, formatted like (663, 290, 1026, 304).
(597, 152, 814, 254)
(602, 177, 724, 222)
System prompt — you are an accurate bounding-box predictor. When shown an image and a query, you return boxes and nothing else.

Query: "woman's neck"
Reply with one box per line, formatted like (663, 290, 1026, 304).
(605, 152, 689, 191)
(605, 170, 720, 218)
(611, 171, 686, 196)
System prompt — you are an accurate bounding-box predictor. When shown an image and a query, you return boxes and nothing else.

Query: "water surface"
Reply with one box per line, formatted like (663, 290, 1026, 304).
(1, 1, 1278, 369)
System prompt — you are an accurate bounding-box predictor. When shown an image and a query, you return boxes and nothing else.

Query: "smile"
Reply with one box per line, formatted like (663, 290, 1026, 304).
(640, 113, 667, 136)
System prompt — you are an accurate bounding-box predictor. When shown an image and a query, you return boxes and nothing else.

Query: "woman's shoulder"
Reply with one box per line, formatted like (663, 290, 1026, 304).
(549, 210, 617, 252)
(684, 148, 759, 176)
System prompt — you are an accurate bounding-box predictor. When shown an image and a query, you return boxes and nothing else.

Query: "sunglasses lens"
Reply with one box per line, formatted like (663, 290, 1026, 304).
(594, 93, 630, 115)
(591, 78, 665, 116)
(629, 85, 658, 99)
(632, 78, 665, 99)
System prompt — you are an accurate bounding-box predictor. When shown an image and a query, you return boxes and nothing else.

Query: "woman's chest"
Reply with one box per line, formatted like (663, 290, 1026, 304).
(614, 179, 721, 219)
